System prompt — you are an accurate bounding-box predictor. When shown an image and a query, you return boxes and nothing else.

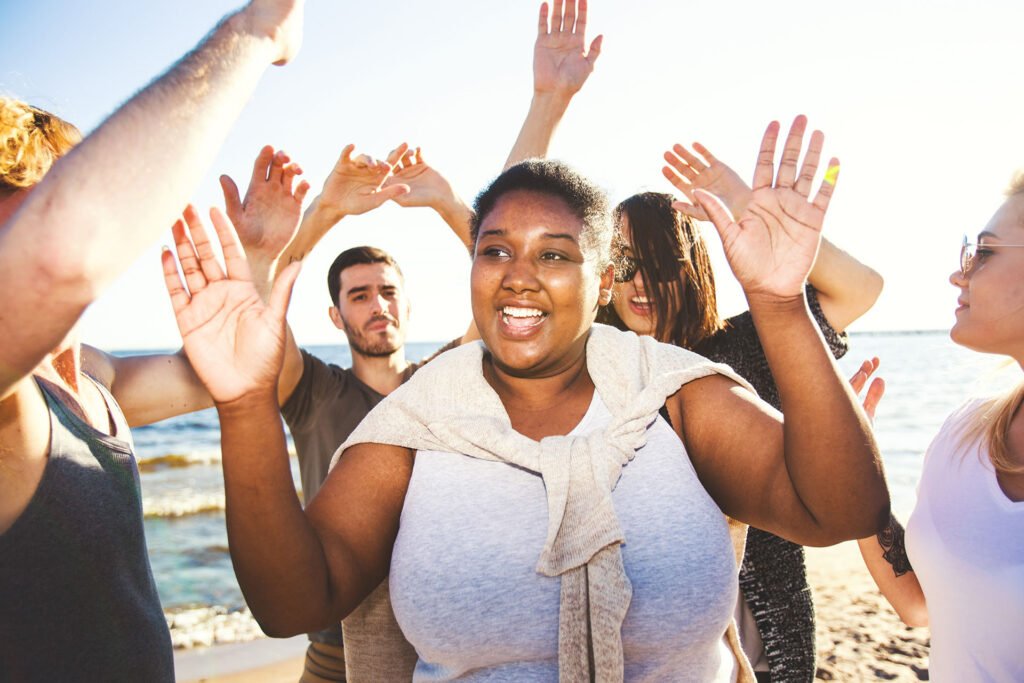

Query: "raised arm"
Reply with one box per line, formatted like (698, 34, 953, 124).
(163, 208, 407, 637)
(848, 359, 928, 626)
(676, 118, 890, 546)
(383, 145, 474, 251)
(504, 0, 602, 169)
(0, 0, 304, 398)
(663, 117, 884, 333)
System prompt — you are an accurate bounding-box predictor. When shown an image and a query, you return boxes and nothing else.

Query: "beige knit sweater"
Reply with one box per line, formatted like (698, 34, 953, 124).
(332, 324, 757, 682)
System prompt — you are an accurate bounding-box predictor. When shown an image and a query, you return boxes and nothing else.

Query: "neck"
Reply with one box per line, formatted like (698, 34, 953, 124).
(351, 346, 410, 396)
(483, 346, 592, 413)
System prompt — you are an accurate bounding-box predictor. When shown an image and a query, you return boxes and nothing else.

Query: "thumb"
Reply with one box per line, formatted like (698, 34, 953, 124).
(670, 200, 708, 221)
(379, 183, 411, 203)
(692, 188, 735, 240)
(587, 34, 603, 63)
(220, 175, 243, 220)
(269, 260, 302, 321)
(863, 376, 886, 422)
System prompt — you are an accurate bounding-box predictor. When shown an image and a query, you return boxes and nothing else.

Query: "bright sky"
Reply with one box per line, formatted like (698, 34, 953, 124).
(3, 1, 1022, 350)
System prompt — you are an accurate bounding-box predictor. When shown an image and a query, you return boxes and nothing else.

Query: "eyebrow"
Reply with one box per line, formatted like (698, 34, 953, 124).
(978, 230, 1000, 241)
(479, 228, 579, 244)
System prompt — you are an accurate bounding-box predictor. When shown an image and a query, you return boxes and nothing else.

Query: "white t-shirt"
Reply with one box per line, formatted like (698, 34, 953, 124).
(905, 399, 1024, 682)
(389, 391, 740, 682)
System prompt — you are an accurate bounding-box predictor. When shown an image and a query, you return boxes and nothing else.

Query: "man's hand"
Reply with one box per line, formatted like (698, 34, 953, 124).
(534, 0, 602, 99)
(849, 357, 885, 422)
(221, 145, 310, 262)
(383, 146, 456, 211)
(236, 0, 306, 66)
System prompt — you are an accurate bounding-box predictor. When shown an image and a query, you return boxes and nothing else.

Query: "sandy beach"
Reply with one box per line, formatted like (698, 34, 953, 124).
(178, 540, 930, 682)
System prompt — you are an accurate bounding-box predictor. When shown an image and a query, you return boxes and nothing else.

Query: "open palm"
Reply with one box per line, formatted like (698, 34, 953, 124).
(163, 208, 299, 404)
(663, 142, 751, 221)
(533, 0, 602, 96)
(694, 116, 838, 300)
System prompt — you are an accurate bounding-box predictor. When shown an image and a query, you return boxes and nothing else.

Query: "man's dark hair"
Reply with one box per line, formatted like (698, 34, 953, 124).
(326, 246, 403, 306)
(470, 159, 613, 268)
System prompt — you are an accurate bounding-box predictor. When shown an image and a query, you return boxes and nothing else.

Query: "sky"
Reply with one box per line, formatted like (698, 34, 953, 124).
(3, 0, 1023, 350)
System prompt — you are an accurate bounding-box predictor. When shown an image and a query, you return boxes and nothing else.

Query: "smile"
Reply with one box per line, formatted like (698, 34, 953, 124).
(499, 305, 547, 337)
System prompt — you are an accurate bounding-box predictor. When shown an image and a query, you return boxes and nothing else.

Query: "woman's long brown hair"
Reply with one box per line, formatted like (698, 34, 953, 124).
(598, 192, 724, 349)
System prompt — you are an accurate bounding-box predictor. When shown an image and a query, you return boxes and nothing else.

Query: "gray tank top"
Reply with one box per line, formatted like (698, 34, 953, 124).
(389, 392, 739, 682)
(0, 376, 173, 682)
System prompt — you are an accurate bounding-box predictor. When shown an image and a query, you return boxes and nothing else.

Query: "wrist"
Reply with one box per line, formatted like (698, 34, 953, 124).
(215, 387, 280, 420)
(745, 290, 808, 318)
(224, 9, 281, 64)
(530, 90, 574, 114)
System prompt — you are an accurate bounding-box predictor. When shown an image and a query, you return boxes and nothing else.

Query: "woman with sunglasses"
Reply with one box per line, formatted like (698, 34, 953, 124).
(855, 180, 1024, 682)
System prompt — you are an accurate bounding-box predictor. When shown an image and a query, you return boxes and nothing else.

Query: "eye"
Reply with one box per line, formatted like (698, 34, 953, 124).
(976, 247, 994, 262)
(352, 294, 367, 302)
(482, 246, 510, 258)
(540, 251, 568, 261)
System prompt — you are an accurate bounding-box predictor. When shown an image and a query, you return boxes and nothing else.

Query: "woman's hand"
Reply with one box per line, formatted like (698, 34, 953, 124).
(849, 357, 886, 422)
(383, 145, 456, 211)
(694, 115, 837, 303)
(663, 142, 751, 221)
(162, 206, 300, 404)
(316, 144, 410, 221)
(533, 0, 602, 99)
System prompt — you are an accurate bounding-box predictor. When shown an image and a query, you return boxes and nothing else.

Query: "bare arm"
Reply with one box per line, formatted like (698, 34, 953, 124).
(807, 239, 884, 332)
(848, 358, 928, 626)
(504, 0, 602, 169)
(678, 117, 889, 545)
(163, 207, 408, 636)
(0, 0, 304, 398)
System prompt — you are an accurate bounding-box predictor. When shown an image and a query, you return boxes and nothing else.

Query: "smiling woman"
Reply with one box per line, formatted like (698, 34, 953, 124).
(166, 137, 891, 681)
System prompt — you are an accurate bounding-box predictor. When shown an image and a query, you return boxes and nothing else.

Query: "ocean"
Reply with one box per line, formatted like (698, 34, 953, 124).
(124, 333, 1020, 649)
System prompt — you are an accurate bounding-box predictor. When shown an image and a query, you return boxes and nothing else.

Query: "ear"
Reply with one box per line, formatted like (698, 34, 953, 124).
(328, 305, 345, 331)
(598, 264, 615, 305)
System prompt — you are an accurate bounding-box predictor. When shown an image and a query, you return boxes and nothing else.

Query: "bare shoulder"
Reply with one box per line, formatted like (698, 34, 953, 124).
(308, 442, 415, 527)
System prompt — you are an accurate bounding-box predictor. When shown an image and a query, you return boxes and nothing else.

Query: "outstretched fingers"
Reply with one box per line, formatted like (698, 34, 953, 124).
(219, 175, 243, 222)
(812, 157, 840, 213)
(538, 2, 550, 35)
(209, 207, 253, 283)
(182, 205, 225, 283)
(794, 129, 824, 197)
(552, 0, 565, 33)
(250, 145, 275, 185)
(692, 188, 737, 243)
(161, 247, 191, 316)
(563, 0, 577, 35)
(753, 121, 781, 190)
(775, 115, 808, 189)
(171, 216, 207, 296)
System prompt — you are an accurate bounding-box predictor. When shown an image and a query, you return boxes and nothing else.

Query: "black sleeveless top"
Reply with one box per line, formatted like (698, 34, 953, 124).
(0, 377, 173, 682)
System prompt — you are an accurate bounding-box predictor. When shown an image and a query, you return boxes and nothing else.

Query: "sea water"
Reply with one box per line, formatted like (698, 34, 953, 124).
(125, 333, 1020, 648)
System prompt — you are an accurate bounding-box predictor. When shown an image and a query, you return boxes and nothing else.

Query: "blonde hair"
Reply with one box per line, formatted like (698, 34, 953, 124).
(0, 97, 81, 193)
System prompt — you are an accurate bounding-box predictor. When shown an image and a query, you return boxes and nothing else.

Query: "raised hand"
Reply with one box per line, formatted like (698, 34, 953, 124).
(238, 0, 305, 66)
(221, 145, 309, 262)
(533, 0, 603, 98)
(316, 144, 409, 220)
(162, 206, 300, 404)
(663, 142, 752, 221)
(383, 145, 457, 210)
(849, 357, 886, 422)
(693, 115, 838, 301)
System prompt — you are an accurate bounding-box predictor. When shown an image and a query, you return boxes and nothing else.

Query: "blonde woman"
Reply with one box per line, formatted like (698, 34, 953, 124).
(858, 177, 1024, 682)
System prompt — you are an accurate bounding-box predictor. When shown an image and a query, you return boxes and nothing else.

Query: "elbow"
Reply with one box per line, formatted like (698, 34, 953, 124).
(807, 496, 892, 547)
(898, 606, 929, 629)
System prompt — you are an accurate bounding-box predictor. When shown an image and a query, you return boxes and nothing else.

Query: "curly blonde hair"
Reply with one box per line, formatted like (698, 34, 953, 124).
(0, 97, 81, 193)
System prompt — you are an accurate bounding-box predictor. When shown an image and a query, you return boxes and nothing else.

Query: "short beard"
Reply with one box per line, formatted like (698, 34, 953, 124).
(342, 315, 403, 358)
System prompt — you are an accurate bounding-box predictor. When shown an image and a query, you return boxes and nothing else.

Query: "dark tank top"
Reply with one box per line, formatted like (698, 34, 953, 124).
(0, 376, 173, 682)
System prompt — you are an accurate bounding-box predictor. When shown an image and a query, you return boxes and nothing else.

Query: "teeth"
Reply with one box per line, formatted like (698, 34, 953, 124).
(631, 297, 650, 304)
(502, 306, 545, 318)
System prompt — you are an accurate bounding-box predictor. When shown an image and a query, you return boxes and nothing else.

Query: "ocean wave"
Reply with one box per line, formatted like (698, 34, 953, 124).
(138, 452, 221, 472)
(166, 605, 266, 649)
(143, 492, 225, 518)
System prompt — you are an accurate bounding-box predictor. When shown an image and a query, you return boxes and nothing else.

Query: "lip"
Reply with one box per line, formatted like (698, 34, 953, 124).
(365, 319, 395, 332)
(628, 298, 653, 317)
(496, 300, 548, 340)
(955, 298, 969, 313)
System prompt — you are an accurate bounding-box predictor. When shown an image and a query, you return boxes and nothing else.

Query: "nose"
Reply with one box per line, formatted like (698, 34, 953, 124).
(372, 293, 388, 315)
(949, 267, 968, 288)
(501, 254, 540, 293)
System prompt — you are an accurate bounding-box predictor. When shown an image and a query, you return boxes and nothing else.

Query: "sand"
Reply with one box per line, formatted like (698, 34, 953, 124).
(178, 541, 931, 682)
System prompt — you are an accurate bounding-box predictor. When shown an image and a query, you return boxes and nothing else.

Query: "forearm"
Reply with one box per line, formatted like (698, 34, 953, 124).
(434, 195, 475, 252)
(504, 92, 573, 170)
(858, 516, 927, 626)
(275, 197, 342, 274)
(807, 238, 884, 332)
(749, 293, 889, 542)
(217, 391, 336, 636)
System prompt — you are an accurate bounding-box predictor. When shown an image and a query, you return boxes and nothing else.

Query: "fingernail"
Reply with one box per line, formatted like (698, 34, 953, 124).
(824, 164, 840, 185)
